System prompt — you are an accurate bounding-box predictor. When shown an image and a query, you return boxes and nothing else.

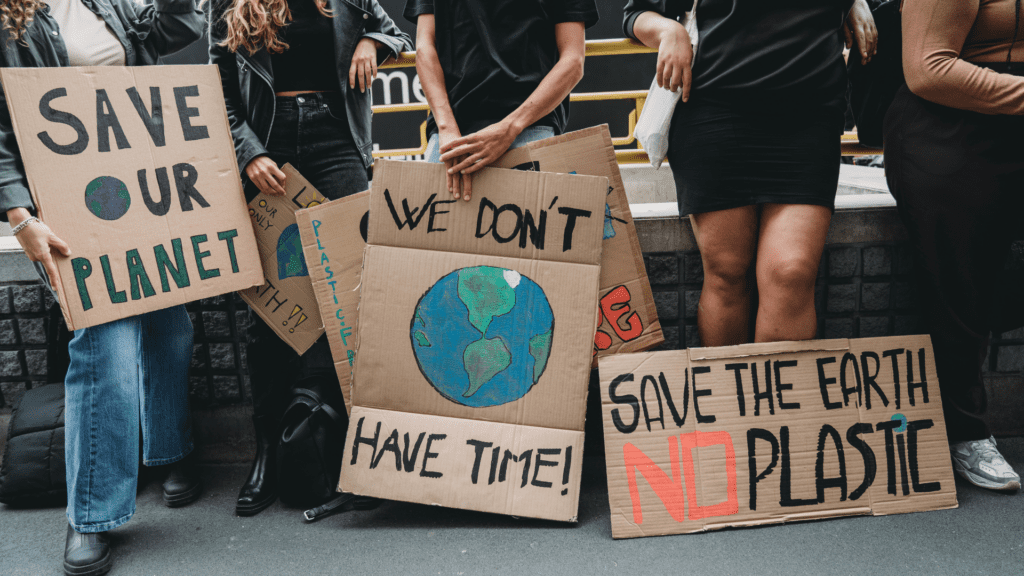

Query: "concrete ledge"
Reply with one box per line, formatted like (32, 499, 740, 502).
(633, 194, 904, 253)
(621, 163, 890, 204)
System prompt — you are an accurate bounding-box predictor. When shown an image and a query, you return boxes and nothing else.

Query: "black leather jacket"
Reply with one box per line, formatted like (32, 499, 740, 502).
(207, 0, 413, 177)
(0, 0, 205, 221)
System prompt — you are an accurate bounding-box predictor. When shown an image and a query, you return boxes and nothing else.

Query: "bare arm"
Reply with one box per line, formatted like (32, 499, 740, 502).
(415, 14, 471, 199)
(440, 22, 586, 180)
(630, 11, 693, 97)
(903, 0, 1024, 115)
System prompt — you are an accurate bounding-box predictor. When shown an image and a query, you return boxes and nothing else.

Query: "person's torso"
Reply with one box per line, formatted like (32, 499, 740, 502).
(45, 0, 126, 66)
(271, 0, 341, 92)
(690, 0, 852, 113)
(432, 0, 563, 133)
(962, 0, 1024, 63)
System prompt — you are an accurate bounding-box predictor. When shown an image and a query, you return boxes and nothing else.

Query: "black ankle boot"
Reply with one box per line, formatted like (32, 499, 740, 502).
(162, 453, 204, 508)
(64, 524, 111, 576)
(236, 414, 278, 516)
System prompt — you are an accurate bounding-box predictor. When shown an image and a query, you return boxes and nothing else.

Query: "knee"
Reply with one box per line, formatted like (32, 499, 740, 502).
(702, 253, 752, 295)
(760, 255, 819, 296)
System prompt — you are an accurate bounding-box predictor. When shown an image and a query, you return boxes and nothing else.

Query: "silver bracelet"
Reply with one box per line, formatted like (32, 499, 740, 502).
(10, 216, 39, 236)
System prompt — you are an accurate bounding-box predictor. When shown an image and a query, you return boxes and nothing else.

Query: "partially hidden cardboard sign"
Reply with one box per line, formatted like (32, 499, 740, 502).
(296, 191, 369, 414)
(494, 126, 663, 364)
(340, 160, 608, 522)
(0, 65, 261, 329)
(598, 335, 958, 539)
(240, 164, 327, 355)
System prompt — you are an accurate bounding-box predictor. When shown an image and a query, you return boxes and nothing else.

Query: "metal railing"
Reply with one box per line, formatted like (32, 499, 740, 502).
(372, 38, 876, 164)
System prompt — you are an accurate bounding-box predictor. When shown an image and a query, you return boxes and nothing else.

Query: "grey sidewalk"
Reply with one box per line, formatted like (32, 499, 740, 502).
(2, 439, 1024, 576)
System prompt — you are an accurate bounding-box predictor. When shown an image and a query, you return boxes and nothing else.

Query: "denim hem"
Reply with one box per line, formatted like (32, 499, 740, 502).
(68, 507, 135, 534)
(143, 443, 194, 467)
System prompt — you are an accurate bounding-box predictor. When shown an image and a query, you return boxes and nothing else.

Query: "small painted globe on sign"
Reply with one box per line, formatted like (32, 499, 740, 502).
(84, 176, 131, 221)
(410, 265, 554, 408)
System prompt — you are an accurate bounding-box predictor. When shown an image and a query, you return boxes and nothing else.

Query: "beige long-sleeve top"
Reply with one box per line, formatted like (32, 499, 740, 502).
(903, 0, 1024, 114)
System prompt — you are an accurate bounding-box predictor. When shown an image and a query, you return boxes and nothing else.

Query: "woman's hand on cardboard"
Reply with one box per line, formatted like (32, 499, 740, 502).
(245, 155, 287, 196)
(8, 207, 69, 294)
(437, 125, 475, 201)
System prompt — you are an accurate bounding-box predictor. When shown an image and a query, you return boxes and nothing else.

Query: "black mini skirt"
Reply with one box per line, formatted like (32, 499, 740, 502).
(666, 98, 842, 216)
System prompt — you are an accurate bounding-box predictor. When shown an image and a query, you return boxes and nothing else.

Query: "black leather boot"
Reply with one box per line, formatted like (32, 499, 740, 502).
(64, 524, 111, 576)
(236, 414, 278, 516)
(162, 453, 204, 508)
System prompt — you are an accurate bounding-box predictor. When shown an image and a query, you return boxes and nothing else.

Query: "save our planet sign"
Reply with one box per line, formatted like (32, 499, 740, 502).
(339, 160, 608, 522)
(0, 65, 262, 329)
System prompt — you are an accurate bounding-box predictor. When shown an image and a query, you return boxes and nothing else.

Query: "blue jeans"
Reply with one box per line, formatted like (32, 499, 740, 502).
(65, 305, 194, 533)
(424, 125, 556, 163)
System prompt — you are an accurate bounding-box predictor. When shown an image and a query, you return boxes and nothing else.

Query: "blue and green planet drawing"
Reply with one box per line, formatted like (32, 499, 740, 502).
(276, 224, 308, 279)
(411, 266, 554, 408)
(84, 176, 131, 221)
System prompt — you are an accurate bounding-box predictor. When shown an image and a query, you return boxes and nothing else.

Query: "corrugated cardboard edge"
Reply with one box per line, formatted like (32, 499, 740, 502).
(296, 191, 369, 415)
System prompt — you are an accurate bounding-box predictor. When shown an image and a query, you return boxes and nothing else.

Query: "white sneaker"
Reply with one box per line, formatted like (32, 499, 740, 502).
(950, 437, 1021, 492)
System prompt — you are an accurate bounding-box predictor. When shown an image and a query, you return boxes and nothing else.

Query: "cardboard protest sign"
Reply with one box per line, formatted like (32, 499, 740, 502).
(296, 191, 369, 414)
(598, 336, 958, 539)
(494, 126, 663, 363)
(239, 164, 327, 355)
(340, 160, 607, 522)
(0, 65, 261, 329)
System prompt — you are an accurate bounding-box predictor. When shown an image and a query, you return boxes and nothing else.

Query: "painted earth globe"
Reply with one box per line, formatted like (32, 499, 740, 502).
(84, 176, 131, 221)
(410, 266, 554, 407)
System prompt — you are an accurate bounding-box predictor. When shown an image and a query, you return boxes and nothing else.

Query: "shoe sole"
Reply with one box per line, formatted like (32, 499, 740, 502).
(164, 481, 204, 508)
(64, 550, 112, 576)
(236, 495, 277, 517)
(953, 459, 1021, 492)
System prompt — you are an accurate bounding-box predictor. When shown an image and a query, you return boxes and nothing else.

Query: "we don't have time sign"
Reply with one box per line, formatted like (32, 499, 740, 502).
(1, 65, 261, 329)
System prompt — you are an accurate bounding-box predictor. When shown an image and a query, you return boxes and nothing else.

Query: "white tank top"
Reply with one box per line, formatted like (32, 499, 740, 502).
(46, 0, 127, 66)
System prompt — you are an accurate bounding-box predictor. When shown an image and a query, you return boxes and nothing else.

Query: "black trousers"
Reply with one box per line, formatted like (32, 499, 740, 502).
(883, 84, 1024, 442)
(247, 93, 369, 423)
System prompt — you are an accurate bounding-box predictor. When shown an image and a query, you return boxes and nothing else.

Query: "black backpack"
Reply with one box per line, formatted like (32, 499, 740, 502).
(276, 375, 348, 509)
(0, 304, 72, 508)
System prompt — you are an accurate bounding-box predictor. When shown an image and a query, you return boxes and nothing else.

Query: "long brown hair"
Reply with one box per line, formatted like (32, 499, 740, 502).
(221, 0, 332, 55)
(1, 0, 46, 43)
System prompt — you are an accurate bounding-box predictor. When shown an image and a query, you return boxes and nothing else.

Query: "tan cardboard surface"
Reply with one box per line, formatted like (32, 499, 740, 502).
(240, 164, 327, 355)
(341, 160, 607, 521)
(598, 335, 958, 539)
(344, 406, 584, 521)
(0, 65, 261, 329)
(493, 126, 664, 363)
(296, 191, 369, 414)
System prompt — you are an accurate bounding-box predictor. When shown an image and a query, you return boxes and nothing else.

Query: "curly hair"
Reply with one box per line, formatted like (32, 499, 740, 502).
(1, 0, 47, 43)
(221, 0, 332, 55)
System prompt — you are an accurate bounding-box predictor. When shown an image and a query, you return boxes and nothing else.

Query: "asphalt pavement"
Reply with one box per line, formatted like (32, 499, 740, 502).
(3, 438, 1023, 576)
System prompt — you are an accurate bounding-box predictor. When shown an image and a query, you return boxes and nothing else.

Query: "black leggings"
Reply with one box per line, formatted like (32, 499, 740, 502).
(247, 93, 369, 423)
(883, 84, 1024, 442)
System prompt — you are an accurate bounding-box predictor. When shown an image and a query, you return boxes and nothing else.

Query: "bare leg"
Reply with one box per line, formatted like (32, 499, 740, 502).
(689, 206, 759, 347)
(753, 203, 831, 343)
